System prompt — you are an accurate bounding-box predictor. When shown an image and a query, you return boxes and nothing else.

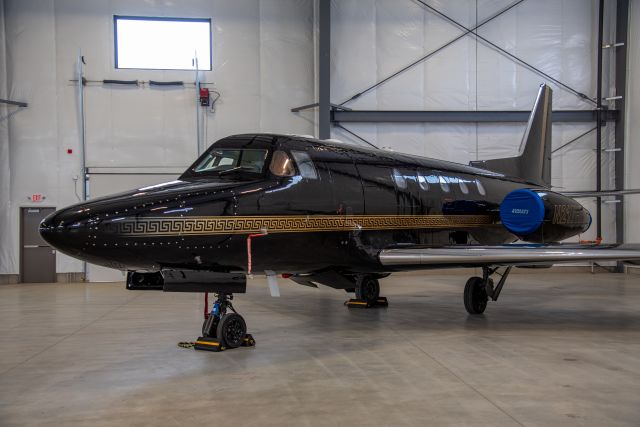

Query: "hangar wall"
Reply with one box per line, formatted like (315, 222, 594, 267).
(0, 0, 635, 279)
(0, 0, 315, 276)
(329, 0, 619, 244)
(0, 0, 10, 276)
(625, 0, 640, 242)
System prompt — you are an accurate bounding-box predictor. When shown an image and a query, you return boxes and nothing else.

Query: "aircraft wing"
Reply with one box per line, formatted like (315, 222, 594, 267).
(560, 189, 640, 198)
(378, 244, 640, 268)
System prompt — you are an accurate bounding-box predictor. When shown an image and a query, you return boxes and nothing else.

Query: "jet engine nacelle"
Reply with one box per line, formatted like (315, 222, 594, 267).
(499, 189, 591, 243)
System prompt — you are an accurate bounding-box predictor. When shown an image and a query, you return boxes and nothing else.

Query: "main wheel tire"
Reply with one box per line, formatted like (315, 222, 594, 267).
(356, 277, 380, 304)
(464, 276, 488, 314)
(216, 313, 247, 349)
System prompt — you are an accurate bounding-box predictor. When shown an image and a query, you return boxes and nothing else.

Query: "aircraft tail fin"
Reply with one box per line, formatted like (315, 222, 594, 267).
(470, 84, 552, 187)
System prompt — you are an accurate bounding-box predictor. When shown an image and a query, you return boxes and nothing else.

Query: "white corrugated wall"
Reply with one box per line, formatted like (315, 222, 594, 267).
(1, 0, 636, 277)
(0, 0, 315, 275)
(330, 0, 620, 244)
(625, 0, 640, 242)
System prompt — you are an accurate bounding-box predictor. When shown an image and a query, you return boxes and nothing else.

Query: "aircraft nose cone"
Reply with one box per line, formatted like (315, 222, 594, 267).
(39, 206, 91, 255)
(39, 215, 57, 246)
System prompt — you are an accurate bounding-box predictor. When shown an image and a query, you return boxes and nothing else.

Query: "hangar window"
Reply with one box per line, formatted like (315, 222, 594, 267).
(270, 151, 296, 177)
(291, 151, 318, 179)
(114, 16, 212, 70)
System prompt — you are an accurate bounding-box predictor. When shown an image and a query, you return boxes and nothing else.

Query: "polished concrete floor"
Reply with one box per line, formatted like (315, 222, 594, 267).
(1, 271, 640, 426)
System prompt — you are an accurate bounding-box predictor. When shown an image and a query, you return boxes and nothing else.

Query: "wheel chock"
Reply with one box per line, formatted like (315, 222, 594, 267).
(194, 336, 225, 352)
(242, 333, 256, 347)
(193, 334, 256, 352)
(345, 297, 389, 308)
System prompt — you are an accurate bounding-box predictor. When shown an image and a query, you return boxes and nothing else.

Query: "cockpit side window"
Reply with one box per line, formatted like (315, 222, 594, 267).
(270, 150, 296, 177)
(290, 151, 318, 179)
(192, 148, 268, 174)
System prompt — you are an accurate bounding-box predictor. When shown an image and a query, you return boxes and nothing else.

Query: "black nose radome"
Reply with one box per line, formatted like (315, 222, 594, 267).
(39, 206, 91, 255)
(39, 211, 62, 247)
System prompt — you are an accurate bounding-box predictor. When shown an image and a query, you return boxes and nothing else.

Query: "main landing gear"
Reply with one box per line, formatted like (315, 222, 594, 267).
(464, 266, 512, 314)
(194, 293, 255, 352)
(345, 275, 389, 308)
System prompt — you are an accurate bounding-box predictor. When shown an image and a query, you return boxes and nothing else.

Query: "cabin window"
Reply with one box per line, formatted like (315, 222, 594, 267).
(476, 178, 486, 196)
(417, 172, 429, 191)
(439, 176, 450, 193)
(290, 151, 318, 179)
(458, 178, 469, 194)
(426, 174, 439, 186)
(392, 168, 407, 190)
(193, 148, 267, 174)
(270, 150, 296, 177)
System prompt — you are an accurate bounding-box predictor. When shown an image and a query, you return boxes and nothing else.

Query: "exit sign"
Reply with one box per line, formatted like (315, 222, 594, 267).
(31, 194, 43, 202)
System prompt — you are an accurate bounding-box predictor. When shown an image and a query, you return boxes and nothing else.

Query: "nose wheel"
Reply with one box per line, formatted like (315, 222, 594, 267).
(463, 266, 512, 315)
(216, 313, 247, 348)
(196, 293, 255, 351)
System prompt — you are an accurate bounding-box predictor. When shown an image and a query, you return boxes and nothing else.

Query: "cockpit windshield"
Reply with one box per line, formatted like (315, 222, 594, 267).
(191, 149, 269, 176)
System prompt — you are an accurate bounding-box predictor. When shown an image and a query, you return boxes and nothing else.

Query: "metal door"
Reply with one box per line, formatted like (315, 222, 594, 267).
(21, 207, 56, 283)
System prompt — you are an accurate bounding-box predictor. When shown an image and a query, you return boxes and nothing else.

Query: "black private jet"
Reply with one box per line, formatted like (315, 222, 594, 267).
(40, 84, 640, 350)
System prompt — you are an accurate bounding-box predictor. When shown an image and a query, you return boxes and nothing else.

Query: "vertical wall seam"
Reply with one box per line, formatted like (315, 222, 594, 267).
(258, 0, 263, 132)
(475, 0, 478, 161)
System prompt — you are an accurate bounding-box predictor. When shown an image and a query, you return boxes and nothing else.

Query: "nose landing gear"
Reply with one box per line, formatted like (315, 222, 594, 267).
(463, 266, 512, 314)
(195, 293, 255, 352)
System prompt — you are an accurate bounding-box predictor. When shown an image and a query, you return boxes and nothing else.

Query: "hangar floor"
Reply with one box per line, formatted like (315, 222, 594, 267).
(1, 271, 639, 426)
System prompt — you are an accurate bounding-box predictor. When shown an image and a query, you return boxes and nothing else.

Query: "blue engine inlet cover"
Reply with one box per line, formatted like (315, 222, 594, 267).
(499, 189, 545, 236)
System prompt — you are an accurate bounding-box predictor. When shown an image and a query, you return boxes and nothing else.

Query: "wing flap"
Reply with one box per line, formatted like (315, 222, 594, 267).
(379, 245, 640, 268)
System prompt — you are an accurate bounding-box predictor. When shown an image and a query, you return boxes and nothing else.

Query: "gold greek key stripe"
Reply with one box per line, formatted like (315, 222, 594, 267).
(117, 215, 493, 236)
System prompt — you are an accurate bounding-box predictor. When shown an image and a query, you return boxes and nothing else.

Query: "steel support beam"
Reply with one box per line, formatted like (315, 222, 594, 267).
(415, 0, 595, 106)
(338, 0, 526, 106)
(318, 0, 331, 139)
(331, 109, 618, 123)
(0, 98, 27, 108)
(291, 102, 350, 113)
(615, 0, 629, 271)
(596, 0, 605, 240)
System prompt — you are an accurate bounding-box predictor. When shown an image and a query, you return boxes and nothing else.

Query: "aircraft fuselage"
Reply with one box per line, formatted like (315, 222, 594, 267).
(40, 134, 590, 275)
